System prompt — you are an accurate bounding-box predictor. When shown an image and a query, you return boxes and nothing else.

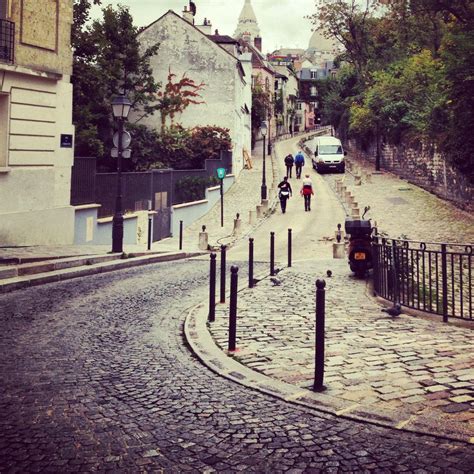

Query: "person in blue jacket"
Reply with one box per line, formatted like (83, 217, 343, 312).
(294, 151, 305, 179)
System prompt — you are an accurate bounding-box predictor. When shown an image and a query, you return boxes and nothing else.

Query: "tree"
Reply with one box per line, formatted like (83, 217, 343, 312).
(251, 83, 271, 147)
(186, 126, 232, 169)
(72, 2, 160, 160)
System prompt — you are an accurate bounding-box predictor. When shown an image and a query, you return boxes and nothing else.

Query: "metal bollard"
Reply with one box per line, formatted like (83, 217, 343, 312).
(179, 220, 183, 250)
(249, 238, 254, 288)
(313, 279, 326, 392)
(337, 223, 342, 243)
(147, 215, 152, 251)
(228, 266, 239, 351)
(288, 228, 292, 268)
(270, 232, 275, 276)
(220, 244, 227, 303)
(208, 253, 217, 323)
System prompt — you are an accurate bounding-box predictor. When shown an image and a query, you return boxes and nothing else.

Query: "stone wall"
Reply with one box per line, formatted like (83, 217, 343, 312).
(347, 139, 473, 211)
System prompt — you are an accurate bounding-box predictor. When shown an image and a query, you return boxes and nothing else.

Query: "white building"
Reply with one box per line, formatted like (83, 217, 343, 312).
(0, 0, 75, 246)
(234, 0, 262, 48)
(137, 10, 251, 174)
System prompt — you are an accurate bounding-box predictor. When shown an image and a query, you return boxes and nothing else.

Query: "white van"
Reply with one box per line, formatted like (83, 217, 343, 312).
(311, 136, 346, 173)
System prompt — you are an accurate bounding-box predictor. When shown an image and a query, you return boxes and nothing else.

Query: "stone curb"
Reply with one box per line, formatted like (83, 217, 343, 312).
(0, 251, 205, 294)
(184, 282, 474, 446)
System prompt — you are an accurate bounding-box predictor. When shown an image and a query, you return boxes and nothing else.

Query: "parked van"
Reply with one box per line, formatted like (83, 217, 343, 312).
(311, 136, 346, 173)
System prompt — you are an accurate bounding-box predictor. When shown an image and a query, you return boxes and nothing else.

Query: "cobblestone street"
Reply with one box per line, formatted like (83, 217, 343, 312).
(1, 260, 473, 471)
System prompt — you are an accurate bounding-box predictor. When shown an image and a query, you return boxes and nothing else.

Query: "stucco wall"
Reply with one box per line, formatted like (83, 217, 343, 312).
(347, 139, 473, 211)
(0, 1, 75, 245)
(137, 11, 250, 173)
(9, 0, 73, 76)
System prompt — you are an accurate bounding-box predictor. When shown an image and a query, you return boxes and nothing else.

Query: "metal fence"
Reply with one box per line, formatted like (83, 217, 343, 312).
(373, 237, 473, 321)
(0, 19, 14, 64)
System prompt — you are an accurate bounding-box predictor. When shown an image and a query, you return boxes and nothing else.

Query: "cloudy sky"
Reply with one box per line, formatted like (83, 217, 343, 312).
(90, 0, 318, 53)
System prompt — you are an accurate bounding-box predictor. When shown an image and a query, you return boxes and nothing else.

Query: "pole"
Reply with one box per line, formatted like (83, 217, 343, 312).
(313, 279, 326, 392)
(441, 244, 448, 323)
(261, 136, 267, 200)
(208, 253, 217, 323)
(375, 125, 381, 172)
(270, 232, 275, 276)
(288, 228, 292, 268)
(112, 118, 124, 253)
(220, 245, 226, 303)
(220, 178, 224, 228)
(249, 238, 254, 288)
(179, 220, 183, 250)
(228, 266, 239, 351)
(147, 215, 152, 251)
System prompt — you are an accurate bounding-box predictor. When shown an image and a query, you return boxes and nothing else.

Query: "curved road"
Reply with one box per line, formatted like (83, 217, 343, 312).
(1, 261, 472, 472)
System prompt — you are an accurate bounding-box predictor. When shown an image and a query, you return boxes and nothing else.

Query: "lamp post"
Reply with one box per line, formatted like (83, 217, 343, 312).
(111, 94, 132, 253)
(260, 121, 268, 201)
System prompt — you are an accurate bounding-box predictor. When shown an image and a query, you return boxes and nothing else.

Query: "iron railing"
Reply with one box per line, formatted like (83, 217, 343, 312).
(0, 19, 14, 64)
(373, 237, 473, 321)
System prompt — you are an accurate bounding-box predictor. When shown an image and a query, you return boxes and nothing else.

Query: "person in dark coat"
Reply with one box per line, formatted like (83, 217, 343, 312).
(284, 154, 294, 178)
(294, 151, 305, 179)
(277, 176, 292, 214)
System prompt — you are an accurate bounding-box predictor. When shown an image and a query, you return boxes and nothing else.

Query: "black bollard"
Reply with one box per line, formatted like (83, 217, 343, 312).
(208, 253, 217, 323)
(288, 228, 292, 268)
(220, 244, 227, 303)
(249, 238, 254, 288)
(313, 279, 326, 392)
(147, 215, 153, 251)
(228, 266, 239, 351)
(270, 232, 275, 276)
(179, 220, 183, 250)
(337, 223, 342, 243)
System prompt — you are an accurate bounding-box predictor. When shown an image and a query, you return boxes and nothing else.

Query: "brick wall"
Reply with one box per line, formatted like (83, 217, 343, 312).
(347, 139, 473, 211)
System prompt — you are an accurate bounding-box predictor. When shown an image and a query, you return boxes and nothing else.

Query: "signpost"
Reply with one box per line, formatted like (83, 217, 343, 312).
(217, 167, 226, 228)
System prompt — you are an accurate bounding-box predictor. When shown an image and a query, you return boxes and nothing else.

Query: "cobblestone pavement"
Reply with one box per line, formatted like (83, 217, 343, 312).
(209, 259, 474, 444)
(1, 260, 473, 472)
(322, 155, 474, 245)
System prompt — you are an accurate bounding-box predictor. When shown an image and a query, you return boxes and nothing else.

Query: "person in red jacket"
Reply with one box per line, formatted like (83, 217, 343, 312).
(300, 174, 314, 211)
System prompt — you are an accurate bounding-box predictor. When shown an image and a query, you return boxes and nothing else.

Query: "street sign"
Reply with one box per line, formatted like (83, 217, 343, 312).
(111, 148, 132, 158)
(113, 130, 132, 149)
(60, 134, 73, 148)
(216, 168, 226, 179)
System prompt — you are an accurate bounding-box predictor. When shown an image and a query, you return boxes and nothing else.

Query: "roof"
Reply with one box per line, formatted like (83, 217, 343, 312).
(207, 34, 238, 45)
(299, 68, 327, 80)
(316, 136, 342, 144)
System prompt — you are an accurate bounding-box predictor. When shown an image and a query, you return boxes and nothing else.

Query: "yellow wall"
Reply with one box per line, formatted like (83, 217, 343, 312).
(8, 0, 73, 76)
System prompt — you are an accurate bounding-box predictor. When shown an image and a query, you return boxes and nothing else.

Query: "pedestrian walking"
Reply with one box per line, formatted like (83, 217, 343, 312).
(277, 176, 292, 214)
(300, 174, 314, 211)
(284, 154, 294, 178)
(295, 151, 305, 179)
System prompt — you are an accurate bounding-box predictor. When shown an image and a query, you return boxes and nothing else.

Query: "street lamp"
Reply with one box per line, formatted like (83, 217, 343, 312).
(111, 94, 132, 253)
(260, 121, 268, 201)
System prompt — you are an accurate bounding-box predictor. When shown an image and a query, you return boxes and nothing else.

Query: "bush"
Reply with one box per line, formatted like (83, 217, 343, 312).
(174, 176, 219, 204)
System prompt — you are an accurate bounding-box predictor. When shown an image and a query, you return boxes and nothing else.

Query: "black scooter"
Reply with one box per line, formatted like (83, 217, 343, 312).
(345, 206, 373, 277)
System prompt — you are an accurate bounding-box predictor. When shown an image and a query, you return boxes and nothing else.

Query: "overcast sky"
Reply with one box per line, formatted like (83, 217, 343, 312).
(90, 0, 317, 53)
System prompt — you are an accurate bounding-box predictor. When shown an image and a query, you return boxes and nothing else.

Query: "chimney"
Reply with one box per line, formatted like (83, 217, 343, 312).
(254, 36, 262, 52)
(196, 17, 213, 35)
(182, 5, 194, 24)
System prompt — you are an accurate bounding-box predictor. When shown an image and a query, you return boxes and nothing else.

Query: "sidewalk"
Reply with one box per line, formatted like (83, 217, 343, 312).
(188, 258, 474, 444)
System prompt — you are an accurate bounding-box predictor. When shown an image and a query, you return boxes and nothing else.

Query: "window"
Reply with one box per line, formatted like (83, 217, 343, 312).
(295, 117, 302, 125)
(0, 93, 9, 167)
(296, 102, 302, 110)
(310, 86, 317, 96)
(310, 70, 317, 79)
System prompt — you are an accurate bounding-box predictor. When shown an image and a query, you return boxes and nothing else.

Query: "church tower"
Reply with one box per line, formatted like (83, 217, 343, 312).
(234, 0, 262, 50)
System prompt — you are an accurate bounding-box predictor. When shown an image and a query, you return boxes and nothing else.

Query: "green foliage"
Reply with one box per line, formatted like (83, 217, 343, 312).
(174, 176, 219, 204)
(251, 84, 271, 132)
(72, 2, 160, 158)
(186, 126, 232, 169)
(310, 0, 474, 179)
(133, 125, 231, 171)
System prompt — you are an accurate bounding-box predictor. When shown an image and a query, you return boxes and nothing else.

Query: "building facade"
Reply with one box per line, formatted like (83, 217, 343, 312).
(137, 10, 251, 174)
(0, 0, 75, 245)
